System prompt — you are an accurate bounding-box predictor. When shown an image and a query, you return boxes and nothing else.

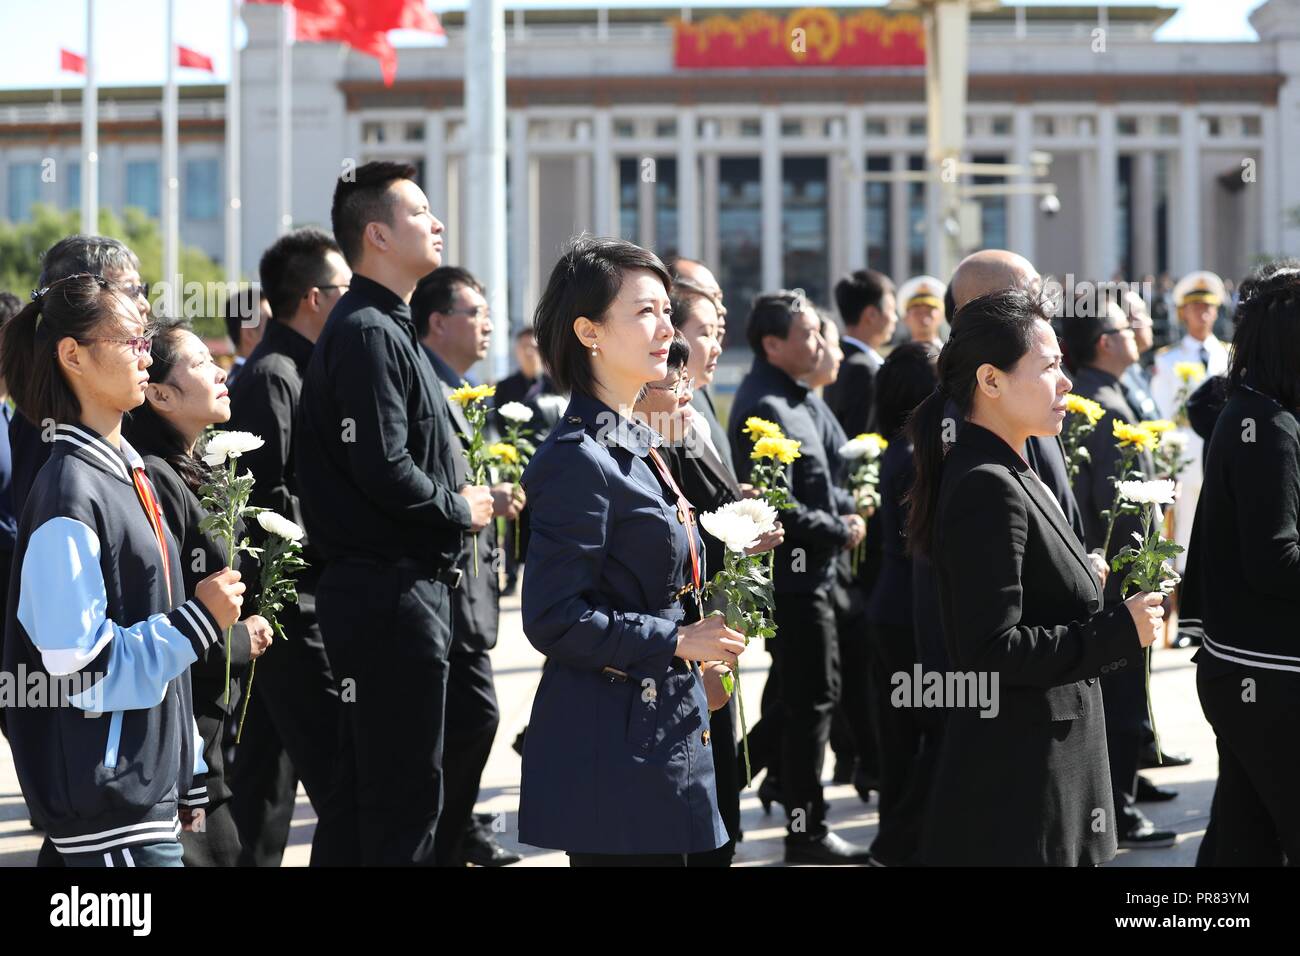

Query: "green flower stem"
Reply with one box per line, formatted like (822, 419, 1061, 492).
(223, 458, 235, 709)
(235, 658, 256, 744)
(1140, 504, 1163, 765)
(734, 655, 752, 788)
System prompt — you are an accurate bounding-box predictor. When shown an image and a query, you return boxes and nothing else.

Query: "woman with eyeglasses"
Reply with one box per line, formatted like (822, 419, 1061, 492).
(519, 237, 748, 866)
(1, 274, 245, 867)
(123, 315, 275, 867)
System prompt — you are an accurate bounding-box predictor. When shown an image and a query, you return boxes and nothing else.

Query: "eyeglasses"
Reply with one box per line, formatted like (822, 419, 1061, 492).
(122, 283, 150, 299)
(646, 374, 694, 397)
(80, 333, 155, 357)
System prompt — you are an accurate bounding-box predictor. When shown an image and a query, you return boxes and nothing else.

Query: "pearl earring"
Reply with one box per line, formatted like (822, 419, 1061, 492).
(591, 344, 598, 355)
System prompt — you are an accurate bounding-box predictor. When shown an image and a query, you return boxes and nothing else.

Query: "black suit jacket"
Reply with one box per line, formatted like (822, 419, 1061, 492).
(822, 338, 878, 438)
(922, 422, 1141, 866)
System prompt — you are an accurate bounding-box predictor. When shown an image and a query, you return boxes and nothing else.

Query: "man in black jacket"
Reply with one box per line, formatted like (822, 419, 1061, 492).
(1063, 300, 1177, 851)
(295, 162, 494, 866)
(412, 265, 523, 867)
(728, 292, 870, 864)
(823, 269, 896, 439)
(226, 227, 353, 866)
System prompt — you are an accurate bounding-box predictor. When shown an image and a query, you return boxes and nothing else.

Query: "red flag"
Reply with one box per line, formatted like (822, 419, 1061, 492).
(177, 45, 215, 72)
(60, 48, 87, 74)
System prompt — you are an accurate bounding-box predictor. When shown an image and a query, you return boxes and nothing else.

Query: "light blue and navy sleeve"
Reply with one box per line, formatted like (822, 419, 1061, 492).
(17, 516, 222, 713)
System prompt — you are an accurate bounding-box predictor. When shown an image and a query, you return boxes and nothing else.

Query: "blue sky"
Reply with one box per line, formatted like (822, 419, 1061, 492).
(0, 1, 1268, 89)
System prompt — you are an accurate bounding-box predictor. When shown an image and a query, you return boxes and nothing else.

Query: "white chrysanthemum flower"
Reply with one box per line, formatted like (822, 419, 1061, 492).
(724, 498, 778, 536)
(257, 510, 305, 542)
(498, 401, 534, 423)
(700, 509, 762, 553)
(202, 430, 265, 467)
(1158, 431, 1188, 450)
(1116, 479, 1176, 506)
(839, 433, 887, 461)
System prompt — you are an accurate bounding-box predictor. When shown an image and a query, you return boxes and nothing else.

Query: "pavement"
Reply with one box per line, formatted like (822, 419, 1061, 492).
(0, 588, 1214, 867)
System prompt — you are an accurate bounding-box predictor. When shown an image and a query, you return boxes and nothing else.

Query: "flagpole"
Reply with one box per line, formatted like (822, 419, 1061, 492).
(277, 2, 292, 235)
(163, 0, 179, 317)
(225, 0, 242, 282)
(80, 0, 97, 235)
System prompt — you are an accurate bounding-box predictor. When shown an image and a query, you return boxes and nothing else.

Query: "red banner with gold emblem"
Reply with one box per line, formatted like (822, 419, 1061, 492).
(672, 8, 924, 69)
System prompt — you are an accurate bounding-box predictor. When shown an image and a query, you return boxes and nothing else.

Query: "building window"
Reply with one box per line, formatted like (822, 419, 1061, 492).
(972, 153, 1007, 254)
(655, 118, 677, 138)
(6, 162, 42, 222)
(717, 157, 762, 336)
(654, 157, 678, 261)
(1118, 116, 1139, 136)
(739, 118, 761, 138)
(1202, 116, 1221, 138)
(907, 155, 926, 276)
(991, 116, 1012, 136)
(782, 157, 828, 307)
(781, 118, 803, 138)
(362, 121, 386, 144)
(614, 119, 636, 138)
(1157, 115, 1178, 135)
(906, 117, 926, 136)
(865, 118, 887, 138)
(618, 157, 639, 243)
(865, 155, 892, 274)
(404, 122, 425, 143)
(1034, 116, 1056, 137)
(1242, 115, 1261, 136)
(185, 158, 220, 221)
(125, 160, 160, 218)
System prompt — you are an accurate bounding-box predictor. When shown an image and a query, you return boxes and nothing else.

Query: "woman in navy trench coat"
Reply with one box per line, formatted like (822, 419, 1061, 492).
(518, 237, 747, 866)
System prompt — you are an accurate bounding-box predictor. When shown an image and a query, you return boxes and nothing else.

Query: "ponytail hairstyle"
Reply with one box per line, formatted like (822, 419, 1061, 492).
(0, 273, 137, 428)
(1227, 260, 1300, 411)
(122, 315, 210, 493)
(906, 287, 1052, 556)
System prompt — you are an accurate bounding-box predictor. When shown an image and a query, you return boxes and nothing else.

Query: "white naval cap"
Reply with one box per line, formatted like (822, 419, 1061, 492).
(1172, 270, 1226, 309)
(897, 275, 947, 312)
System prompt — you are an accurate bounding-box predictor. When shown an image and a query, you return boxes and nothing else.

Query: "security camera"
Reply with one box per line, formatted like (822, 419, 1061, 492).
(1039, 193, 1061, 216)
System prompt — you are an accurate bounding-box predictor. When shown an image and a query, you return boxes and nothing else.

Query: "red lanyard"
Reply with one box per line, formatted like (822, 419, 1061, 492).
(132, 468, 174, 606)
(647, 447, 701, 597)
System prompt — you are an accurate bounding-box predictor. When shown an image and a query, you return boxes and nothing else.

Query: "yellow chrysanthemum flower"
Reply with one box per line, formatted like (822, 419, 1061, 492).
(743, 416, 783, 442)
(751, 436, 802, 464)
(448, 383, 497, 406)
(1113, 419, 1157, 452)
(487, 442, 519, 464)
(853, 432, 890, 451)
(1063, 394, 1105, 425)
(1139, 419, 1176, 435)
(1174, 361, 1206, 385)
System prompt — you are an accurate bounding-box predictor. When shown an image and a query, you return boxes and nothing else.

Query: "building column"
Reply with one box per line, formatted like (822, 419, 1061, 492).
(637, 158, 656, 250)
(924, 156, 943, 277)
(425, 112, 447, 223)
(1133, 149, 1157, 277)
(1094, 105, 1118, 280)
(1010, 107, 1036, 261)
(508, 110, 535, 329)
(592, 108, 614, 236)
(891, 150, 910, 281)
(1178, 105, 1202, 274)
(573, 153, 592, 233)
(1260, 106, 1282, 255)
(676, 106, 699, 259)
(701, 151, 719, 268)
(760, 107, 782, 291)
(844, 106, 866, 274)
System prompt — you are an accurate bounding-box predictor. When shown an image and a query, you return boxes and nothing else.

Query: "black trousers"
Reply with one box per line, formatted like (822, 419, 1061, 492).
(1101, 663, 1147, 835)
(180, 800, 242, 867)
(228, 599, 345, 867)
(313, 562, 453, 866)
(434, 645, 500, 866)
(771, 587, 840, 840)
(829, 585, 879, 783)
(569, 852, 687, 867)
(1196, 664, 1300, 866)
(867, 621, 930, 866)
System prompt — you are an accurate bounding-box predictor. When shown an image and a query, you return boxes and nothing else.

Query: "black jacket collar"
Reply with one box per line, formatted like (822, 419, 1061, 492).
(255, 319, 315, 374)
(348, 273, 412, 324)
(749, 356, 810, 403)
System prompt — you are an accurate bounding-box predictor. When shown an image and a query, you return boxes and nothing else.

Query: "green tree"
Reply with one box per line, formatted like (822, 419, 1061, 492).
(0, 203, 230, 338)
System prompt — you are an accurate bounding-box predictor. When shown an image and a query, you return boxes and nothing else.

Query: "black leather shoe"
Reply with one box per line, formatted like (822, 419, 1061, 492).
(758, 777, 782, 814)
(853, 768, 878, 804)
(1135, 775, 1179, 802)
(1118, 822, 1177, 849)
(461, 830, 522, 867)
(1139, 743, 1192, 768)
(785, 832, 873, 865)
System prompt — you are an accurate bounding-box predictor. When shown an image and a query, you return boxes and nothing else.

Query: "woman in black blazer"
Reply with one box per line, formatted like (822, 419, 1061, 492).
(1189, 262, 1300, 865)
(907, 289, 1164, 866)
(122, 316, 274, 866)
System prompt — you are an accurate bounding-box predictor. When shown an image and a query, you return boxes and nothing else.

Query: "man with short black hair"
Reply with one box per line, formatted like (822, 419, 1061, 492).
(296, 161, 493, 866)
(824, 269, 896, 438)
(728, 291, 871, 864)
(224, 287, 269, 387)
(226, 227, 352, 866)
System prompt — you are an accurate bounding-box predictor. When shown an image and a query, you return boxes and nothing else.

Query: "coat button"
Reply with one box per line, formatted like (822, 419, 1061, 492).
(566, 416, 582, 424)
(1086, 677, 1096, 685)
(1119, 658, 1128, 667)
(701, 730, 710, 746)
